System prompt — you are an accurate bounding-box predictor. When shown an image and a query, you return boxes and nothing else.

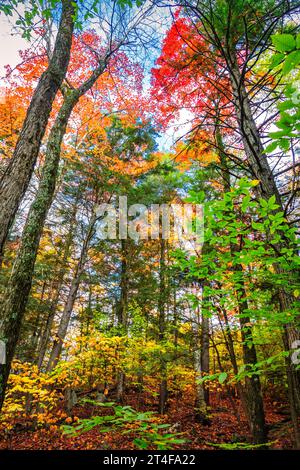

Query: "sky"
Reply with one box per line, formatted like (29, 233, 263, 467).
(0, 13, 28, 80)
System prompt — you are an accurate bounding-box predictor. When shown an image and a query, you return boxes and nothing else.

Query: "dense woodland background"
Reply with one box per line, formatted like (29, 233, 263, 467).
(0, 0, 300, 450)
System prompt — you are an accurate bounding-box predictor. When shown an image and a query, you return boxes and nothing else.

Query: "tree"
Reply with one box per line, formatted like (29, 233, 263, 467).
(153, 0, 300, 445)
(0, 18, 153, 406)
(0, 0, 75, 258)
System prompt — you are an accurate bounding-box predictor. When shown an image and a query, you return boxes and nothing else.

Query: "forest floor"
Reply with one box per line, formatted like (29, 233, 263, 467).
(0, 389, 295, 450)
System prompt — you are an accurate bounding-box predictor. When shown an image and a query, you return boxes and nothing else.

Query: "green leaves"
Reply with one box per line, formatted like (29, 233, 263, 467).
(271, 34, 296, 52)
(241, 194, 251, 213)
(282, 50, 300, 75)
(218, 372, 227, 384)
(0, 4, 14, 16)
(268, 33, 300, 154)
(258, 195, 279, 220)
(61, 400, 187, 450)
(197, 371, 227, 385)
(264, 141, 279, 154)
(117, 0, 144, 8)
(270, 33, 300, 76)
(270, 52, 284, 69)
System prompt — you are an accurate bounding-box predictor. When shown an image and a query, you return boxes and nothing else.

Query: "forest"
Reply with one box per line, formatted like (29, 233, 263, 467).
(0, 0, 299, 453)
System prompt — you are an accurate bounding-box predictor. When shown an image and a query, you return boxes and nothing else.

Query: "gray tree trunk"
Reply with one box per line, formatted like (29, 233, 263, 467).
(116, 240, 129, 403)
(46, 212, 97, 372)
(158, 238, 168, 414)
(37, 205, 78, 369)
(192, 288, 210, 425)
(201, 311, 210, 405)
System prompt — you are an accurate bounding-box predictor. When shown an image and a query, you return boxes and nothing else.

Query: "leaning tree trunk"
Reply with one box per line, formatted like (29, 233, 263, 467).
(37, 206, 78, 369)
(227, 50, 281, 203)
(0, 0, 75, 259)
(46, 212, 97, 372)
(46, 269, 83, 372)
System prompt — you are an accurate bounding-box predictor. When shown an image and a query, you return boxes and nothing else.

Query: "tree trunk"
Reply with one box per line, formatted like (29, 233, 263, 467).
(24, 280, 47, 362)
(46, 213, 97, 371)
(280, 299, 300, 448)
(116, 240, 129, 403)
(158, 238, 168, 414)
(116, 240, 129, 328)
(0, 0, 75, 258)
(217, 304, 249, 414)
(192, 289, 210, 425)
(211, 333, 241, 424)
(0, 92, 79, 409)
(228, 50, 300, 445)
(46, 273, 80, 371)
(228, 51, 281, 202)
(37, 207, 77, 369)
(235, 263, 267, 445)
(215, 126, 267, 444)
(201, 311, 210, 406)
(173, 288, 179, 358)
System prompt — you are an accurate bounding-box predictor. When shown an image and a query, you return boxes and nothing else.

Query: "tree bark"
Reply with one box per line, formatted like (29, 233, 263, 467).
(215, 126, 267, 444)
(37, 205, 78, 369)
(0, 0, 75, 258)
(228, 50, 300, 446)
(46, 212, 97, 371)
(158, 238, 168, 414)
(201, 311, 210, 405)
(228, 51, 281, 203)
(235, 264, 267, 445)
(192, 287, 210, 425)
(116, 240, 129, 403)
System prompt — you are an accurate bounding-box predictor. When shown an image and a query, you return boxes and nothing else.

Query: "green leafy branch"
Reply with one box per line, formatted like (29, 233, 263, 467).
(61, 400, 187, 450)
